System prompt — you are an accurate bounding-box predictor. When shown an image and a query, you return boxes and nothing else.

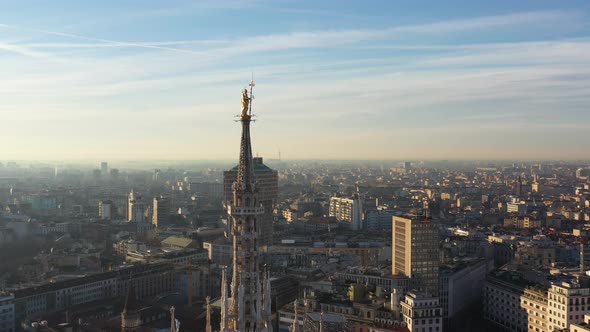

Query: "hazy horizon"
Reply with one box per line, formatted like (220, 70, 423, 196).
(2, 1, 590, 160)
(2, 158, 588, 165)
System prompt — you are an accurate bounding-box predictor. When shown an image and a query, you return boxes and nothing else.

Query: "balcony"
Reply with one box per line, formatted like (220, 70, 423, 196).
(228, 206, 264, 216)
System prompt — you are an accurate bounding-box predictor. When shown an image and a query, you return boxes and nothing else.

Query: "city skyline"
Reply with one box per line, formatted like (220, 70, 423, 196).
(2, 0, 590, 160)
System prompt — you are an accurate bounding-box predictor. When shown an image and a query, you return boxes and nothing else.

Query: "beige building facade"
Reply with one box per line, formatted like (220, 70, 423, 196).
(392, 215, 439, 296)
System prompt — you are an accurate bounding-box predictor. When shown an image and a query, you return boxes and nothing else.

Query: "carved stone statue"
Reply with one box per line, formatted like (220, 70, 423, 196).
(241, 88, 250, 118)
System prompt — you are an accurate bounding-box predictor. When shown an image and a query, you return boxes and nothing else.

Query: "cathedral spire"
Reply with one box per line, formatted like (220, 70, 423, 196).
(236, 79, 257, 195)
(223, 81, 271, 332)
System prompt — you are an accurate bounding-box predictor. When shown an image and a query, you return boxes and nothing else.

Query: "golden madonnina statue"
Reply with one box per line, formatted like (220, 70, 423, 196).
(241, 88, 250, 119)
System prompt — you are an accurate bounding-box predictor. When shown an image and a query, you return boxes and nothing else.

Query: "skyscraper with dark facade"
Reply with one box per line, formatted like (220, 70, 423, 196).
(152, 195, 170, 227)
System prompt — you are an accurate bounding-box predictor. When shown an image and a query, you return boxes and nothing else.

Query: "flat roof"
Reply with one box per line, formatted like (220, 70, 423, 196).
(306, 312, 347, 323)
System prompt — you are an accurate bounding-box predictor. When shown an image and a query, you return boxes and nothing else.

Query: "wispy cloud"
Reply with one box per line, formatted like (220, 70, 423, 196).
(0, 23, 207, 55)
(196, 10, 579, 58)
(20, 40, 230, 49)
(0, 41, 50, 58)
(1, 7, 589, 160)
(130, 0, 271, 18)
(3, 10, 578, 56)
(394, 10, 579, 34)
(417, 40, 590, 67)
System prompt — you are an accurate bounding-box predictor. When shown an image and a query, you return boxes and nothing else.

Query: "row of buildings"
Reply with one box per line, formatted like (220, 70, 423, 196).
(484, 272, 590, 332)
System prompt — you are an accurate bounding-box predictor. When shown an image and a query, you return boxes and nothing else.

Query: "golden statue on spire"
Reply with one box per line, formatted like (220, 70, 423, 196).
(241, 88, 250, 120)
(241, 78, 255, 120)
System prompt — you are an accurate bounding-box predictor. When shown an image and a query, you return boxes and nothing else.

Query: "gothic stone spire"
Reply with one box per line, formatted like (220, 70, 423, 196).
(223, 81, 271, 332)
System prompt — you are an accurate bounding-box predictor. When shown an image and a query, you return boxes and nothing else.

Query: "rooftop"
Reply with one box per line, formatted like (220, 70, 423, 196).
(161, 236, 195, 248)
(12, 263, 173, 298)
(306, 312, 347, 323)
(229, 162, 274, 173)
(486, 270, 537, 290)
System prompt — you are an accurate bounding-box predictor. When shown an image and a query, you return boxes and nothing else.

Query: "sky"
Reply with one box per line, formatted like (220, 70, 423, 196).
(1, 0, 589, 161)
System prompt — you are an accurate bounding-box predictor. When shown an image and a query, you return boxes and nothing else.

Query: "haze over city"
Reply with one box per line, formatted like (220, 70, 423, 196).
(2, 0, 589, 161)
(4, 2, 590, 332)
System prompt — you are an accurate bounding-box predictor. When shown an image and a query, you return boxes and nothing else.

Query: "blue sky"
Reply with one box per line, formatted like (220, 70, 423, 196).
(1, 0, 589, 161)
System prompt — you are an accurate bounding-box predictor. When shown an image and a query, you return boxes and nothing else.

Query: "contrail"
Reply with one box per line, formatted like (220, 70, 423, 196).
(0, 23, 205, 55)
(0, 42, 49, 58)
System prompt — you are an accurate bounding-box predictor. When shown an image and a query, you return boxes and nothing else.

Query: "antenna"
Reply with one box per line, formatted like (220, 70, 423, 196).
(249, 73, 255, 116)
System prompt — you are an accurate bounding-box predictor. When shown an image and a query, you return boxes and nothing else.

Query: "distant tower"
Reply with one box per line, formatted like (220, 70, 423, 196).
(152, 196, 171, 227)
(121, 285, 141, 331)
(128, 191, 147, 223)
(404, 161, 412, 172)
(329, 195, 363, 231)
(101, 162, 108, 176)
(99, 200, 114, 220)
(153, 169, 161, 182)
(219, 81, 272, 332)
(127, 191, 135, 221)
(532, 174, 540, 193)
(516, 176, 523, 197)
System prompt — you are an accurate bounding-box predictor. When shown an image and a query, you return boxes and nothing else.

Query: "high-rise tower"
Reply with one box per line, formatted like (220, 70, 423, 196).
(152, 195, 170, 227)
(220, 81, 272, 332)
(392, 211, 440, 297)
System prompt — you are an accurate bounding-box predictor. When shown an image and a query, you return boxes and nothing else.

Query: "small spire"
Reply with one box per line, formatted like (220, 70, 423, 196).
(123, 284, 138, 313)
(206, 296, 212, 332)
(290, 299, 298, 332)
(303, 290, 308, 316)
(263, 268, 272, 326)
(170, 306, 179, 332)
(220, 267, 227, 331)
